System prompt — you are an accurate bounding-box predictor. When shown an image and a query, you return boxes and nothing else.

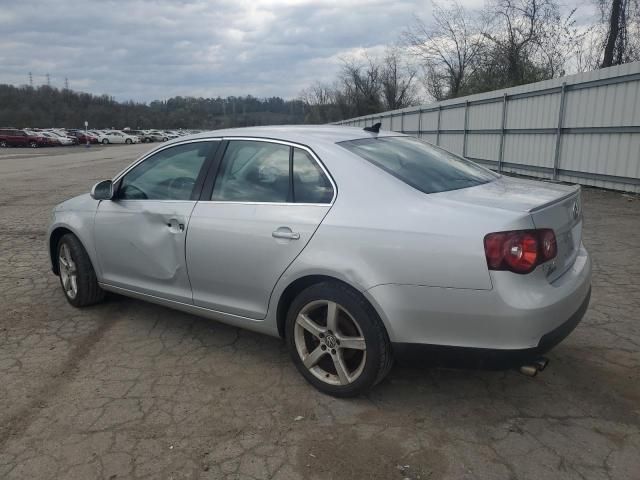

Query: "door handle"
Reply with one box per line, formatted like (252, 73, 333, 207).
(167, 220, 185, 233)
(272, 228, 300, 240)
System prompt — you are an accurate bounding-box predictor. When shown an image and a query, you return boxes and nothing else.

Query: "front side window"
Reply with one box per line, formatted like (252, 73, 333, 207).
(212, 141, 291, 202)
(118, 142, 213, 200)
(339, 136, 497, 194)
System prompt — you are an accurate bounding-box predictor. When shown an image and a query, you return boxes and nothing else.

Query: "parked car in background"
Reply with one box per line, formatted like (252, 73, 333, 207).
(96, 130, 139, 144)
(127, 130, 154, 142)
(25, 130, 60, 147)
(147, 130, 169, 142)
(45, 130, 75, 146)
(0, 128, 48, 148)
(68, 130, 99, 144)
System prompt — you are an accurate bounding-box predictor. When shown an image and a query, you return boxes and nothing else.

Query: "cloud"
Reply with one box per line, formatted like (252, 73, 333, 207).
(0, 0, 593, 102)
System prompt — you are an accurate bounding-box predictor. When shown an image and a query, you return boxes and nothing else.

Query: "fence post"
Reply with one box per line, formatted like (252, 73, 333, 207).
(417, 109, 422, 138)
(463, 101, 469, 157)
(498, 92, 507, 173)
(436, 105, 442, 146)
(400, 111, 405, 133)
(553, 82, 567, 180)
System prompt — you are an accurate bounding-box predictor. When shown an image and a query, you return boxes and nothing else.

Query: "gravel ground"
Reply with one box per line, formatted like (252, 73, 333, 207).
(0, 144, 639, 480)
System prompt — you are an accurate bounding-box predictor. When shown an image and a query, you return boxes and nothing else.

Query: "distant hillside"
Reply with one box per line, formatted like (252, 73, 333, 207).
(0, 84, 307, 129)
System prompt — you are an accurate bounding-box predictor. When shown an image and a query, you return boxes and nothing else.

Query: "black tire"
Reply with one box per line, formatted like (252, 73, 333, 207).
(0, 140, 7, 147)
(102, 138, 109, 144)
(285, 281, 393, 397)
(125, 138, 132, 144)
(29, 141, 38, 148)
(162, 137, 168, 142)
(57, 233, 105, 307)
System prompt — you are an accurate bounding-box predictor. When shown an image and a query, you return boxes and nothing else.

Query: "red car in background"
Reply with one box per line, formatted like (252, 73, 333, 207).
(0, 128, 48, 148)
(69, 130, 99, 144)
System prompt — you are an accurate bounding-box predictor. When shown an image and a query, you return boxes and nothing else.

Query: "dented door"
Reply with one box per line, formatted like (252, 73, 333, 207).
(94, 200, 196, 303)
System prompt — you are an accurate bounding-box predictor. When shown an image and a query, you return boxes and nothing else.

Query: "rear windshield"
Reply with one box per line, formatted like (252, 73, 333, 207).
(339, 136, 498, 194)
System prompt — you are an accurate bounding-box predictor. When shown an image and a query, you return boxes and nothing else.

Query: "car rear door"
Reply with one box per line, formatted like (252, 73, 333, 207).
(94, 140, 219, 303)
(187, 139, 336, 319)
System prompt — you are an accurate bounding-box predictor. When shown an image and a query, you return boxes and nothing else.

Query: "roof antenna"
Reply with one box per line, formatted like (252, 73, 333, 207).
(363, 122, 381, 133)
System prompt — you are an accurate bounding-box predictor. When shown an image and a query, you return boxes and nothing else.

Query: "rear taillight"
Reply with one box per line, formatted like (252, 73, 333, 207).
(483, 229, 556, 274)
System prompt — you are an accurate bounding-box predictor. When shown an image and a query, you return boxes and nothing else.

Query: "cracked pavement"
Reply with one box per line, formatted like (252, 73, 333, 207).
(0, 144, 638, 479)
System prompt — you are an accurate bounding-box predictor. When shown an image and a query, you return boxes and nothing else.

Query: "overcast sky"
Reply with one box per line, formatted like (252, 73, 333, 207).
(0, 0, 594, 102)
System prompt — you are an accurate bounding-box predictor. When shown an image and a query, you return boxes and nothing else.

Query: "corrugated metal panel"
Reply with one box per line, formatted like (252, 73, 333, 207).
(467, 133, 501, 160)
(334, 61, 640, 192)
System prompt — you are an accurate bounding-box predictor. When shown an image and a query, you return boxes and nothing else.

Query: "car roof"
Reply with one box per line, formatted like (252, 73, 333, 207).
(174, 125, 405, 149)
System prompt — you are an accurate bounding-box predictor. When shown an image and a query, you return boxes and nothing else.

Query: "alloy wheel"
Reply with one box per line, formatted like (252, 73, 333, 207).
(58, 243, 78, 299)
(294, 300, 367, 386)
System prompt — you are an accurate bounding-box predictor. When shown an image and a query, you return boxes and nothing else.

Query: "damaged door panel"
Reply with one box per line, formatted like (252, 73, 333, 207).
(94, 200, 197, 303)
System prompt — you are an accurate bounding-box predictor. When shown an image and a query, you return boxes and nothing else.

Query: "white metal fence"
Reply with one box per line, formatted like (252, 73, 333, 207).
(335, 62, 640, 193)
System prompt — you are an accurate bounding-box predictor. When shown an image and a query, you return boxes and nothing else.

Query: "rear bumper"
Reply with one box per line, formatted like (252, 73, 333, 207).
(365, 244, 592, 351)
(391, 287, 590, 368)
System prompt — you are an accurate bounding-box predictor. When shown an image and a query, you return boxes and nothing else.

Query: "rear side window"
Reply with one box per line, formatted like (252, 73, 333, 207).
(339, 136, 497, 194)
(212, 141, 291, 202)
(211, 141, 334, 204)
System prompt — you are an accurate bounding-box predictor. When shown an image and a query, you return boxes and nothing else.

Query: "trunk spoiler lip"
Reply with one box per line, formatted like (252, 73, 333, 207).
(528, 184, 581, 213)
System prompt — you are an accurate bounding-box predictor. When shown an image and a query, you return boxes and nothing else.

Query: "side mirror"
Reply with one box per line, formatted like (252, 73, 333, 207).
(90, 180, 113, 200)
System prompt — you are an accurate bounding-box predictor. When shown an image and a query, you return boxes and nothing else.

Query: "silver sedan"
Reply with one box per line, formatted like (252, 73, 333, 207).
(48, 125, 591, 397)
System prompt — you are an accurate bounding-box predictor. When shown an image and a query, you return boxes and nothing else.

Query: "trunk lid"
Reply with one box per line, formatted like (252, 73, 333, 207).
(434, 176, 582, 281)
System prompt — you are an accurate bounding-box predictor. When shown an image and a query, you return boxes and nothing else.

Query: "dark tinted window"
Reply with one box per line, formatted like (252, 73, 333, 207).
(340, 136, 497, 194)
(118, 142, 212, 200)
(293, 148, 333, 203)
(212, 141, 290, 202)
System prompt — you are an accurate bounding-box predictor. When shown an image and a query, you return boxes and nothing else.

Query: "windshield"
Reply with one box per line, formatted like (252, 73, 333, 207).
(339, 136, 498, 194)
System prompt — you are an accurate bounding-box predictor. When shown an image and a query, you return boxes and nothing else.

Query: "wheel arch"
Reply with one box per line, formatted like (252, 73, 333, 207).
(49, 226, 75, 275)
(275, 274, 386, 339)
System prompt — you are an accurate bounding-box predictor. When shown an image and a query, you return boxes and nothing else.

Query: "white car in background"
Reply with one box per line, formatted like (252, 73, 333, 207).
(97, 130, 139, 145)
(46, 130, 75, 146)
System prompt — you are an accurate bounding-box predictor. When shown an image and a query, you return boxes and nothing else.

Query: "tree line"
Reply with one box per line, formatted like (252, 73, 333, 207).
(1, 0, 638, 128)
(0, 84, 306, 129)
(302, 0, 640, 123)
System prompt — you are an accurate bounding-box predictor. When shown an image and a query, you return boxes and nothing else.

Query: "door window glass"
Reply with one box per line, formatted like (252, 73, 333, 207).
(212, 140, 291, 202)
(293, 148, 333, 203)
(118, 142, 213, 200)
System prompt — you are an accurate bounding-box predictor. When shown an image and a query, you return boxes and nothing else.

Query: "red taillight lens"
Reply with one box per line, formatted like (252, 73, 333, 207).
(483, 229, 556, 274)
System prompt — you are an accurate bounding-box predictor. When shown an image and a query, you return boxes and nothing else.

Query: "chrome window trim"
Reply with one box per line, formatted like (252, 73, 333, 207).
(110, 136, 337, 206)
(201, 136, 337, 205)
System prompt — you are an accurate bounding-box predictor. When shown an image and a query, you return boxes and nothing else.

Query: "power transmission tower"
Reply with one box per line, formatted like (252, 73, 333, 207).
(29, 72, 33, 87)
(65, 77, 69, 90)
(46, 73, 51, 87)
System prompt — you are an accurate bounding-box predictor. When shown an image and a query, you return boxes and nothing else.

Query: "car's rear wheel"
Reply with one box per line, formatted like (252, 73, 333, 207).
(0, 140, 7, 147)
(286, 282, 393, 397)
(29, 141, 38, 148)
(102, 138, 109, 144)
(57, 234, 105, 307)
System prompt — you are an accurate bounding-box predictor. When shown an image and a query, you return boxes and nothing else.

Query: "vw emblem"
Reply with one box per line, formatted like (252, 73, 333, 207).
(325, 334, 337, 349)
(572, 201, 580, 220)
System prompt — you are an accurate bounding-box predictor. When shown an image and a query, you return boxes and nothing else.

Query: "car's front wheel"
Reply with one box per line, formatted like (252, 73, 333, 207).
(57, 234, 105, 307)
(125, 138, 132, 144)
(286, 282, 393, 397)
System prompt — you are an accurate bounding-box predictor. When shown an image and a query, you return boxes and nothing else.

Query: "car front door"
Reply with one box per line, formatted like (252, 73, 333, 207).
(187, 139, 336, 319)
(94, 140, 219, 303)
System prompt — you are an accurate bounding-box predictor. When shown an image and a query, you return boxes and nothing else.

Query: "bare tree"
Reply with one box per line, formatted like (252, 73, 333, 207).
(403, 1, 485, 100)
(339, 55, 383, 116)
(599, 0, 640, 67)
(482, 0, 578, 86)
(380, 48, 419, 110)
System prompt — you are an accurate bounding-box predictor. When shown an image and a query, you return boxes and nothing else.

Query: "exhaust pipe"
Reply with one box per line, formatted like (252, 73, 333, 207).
(519, 357, 549, 377)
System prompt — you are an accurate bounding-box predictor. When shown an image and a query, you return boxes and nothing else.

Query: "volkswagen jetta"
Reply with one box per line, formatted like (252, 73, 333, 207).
(48, 125, 591, 396)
